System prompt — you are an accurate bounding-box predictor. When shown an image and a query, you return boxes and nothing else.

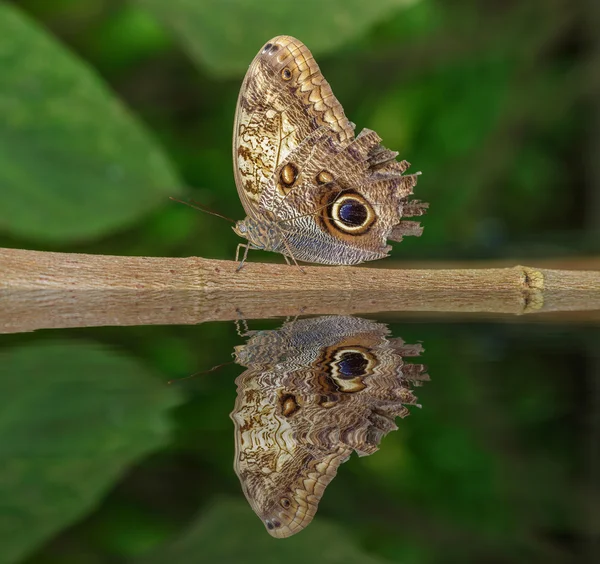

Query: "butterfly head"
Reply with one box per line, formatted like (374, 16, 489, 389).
(232, 218, 249, 237)
(233, 217, 282, 252)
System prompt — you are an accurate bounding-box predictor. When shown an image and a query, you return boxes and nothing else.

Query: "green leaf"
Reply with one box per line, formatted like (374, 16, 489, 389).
(0, 3, 180, 243)
(134, 0, 419, 76)
(363, 56, 512, 243)
(138, 498, 392, 564)
(0, 340, 181, 564)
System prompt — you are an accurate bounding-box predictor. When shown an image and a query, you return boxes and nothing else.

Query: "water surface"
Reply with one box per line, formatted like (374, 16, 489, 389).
(0, 312, 597, 563)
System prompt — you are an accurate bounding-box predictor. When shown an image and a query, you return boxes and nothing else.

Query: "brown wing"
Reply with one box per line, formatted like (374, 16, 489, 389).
(231, 316, 428, 538)
(270, 128, 428, 264)
(233, 35, 355, 219)
(231, 364, 353, 539)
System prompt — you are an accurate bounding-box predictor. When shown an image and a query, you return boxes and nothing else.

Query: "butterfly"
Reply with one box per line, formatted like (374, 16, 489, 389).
(231, 315, 429, 537)
(232, 35, 427, 269)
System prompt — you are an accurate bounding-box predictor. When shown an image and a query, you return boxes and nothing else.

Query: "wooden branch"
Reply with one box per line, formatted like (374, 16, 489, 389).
(1, 247, 599, 333)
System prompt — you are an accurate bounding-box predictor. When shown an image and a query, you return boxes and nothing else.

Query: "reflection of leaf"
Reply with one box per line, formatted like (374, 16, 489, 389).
(0, 4, 180, 243)
(134, 0, 418, 76)
(138, 498, 391, 564)
(0, 341, 181, 564)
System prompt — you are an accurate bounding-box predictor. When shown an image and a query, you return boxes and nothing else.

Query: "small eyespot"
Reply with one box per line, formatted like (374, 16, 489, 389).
(281, 394, 299, 417)
(262, 43, 279, 55)
(318, 394, 338, 408)
(316, 170, 334, 185)
(281, 68, 292, 80)
(280, 497, 291, 508)
(266, 520, 274, 530)
(280, 163, 298, 187)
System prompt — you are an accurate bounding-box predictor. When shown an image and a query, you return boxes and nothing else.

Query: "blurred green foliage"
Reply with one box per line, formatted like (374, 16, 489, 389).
(0, 341, 180, 564)
(0, 0, 597, 563)
(137, 498, 392, 564)
(0, 3, 179, 243)
(0, 0, 595, 257)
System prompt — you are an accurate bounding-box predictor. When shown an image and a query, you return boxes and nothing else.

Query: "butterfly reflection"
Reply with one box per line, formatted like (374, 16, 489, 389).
(230, 315, 428, 538)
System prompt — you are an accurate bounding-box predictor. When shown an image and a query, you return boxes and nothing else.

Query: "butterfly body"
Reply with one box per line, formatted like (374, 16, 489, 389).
(233, 36, 427, 267)
(233, 217, 285, 254)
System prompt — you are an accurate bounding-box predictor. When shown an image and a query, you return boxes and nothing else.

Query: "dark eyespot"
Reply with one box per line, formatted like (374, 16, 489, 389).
(281, 68, 292, 80)
(280, 497, 291, 508)
(337, 352, 369, 378)
(266, 521, 274, 530)
(262, 43, 279, 55)
(326, 193, 376, 234)
(338, 200, 368, 227)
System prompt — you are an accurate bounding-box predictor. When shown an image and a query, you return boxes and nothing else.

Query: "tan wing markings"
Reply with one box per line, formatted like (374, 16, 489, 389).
(274, 112, 296, 173)
(267, 36, 355, 144)
(234, 36, 357, 218)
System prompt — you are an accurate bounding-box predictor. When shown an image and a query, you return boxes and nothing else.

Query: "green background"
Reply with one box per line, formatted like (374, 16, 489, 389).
(0, 0, 598, 563)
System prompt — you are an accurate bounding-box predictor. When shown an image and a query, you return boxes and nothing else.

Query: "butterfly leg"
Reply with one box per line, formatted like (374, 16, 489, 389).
(287, 252, 305, 275)
(280, 238, 305, 274)
(234, 308, 251, 336)
(284, 306, 306, 326)
(235, 243, 250, 271)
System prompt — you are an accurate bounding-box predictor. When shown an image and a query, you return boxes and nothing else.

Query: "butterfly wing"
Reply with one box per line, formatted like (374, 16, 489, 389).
(233, 35, 355, 219)
(271, 127, 427, 264)
(234, 36, 426, 264)
(231, 316, 427, 538)
(231, 364, 353, 538)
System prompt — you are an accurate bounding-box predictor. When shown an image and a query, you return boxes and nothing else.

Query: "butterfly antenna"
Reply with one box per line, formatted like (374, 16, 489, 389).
(167, 361, 235, 384)
(169, 197, 235, 223)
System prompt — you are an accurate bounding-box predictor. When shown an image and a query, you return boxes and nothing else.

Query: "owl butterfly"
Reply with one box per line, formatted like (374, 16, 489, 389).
(232, 36, 427, 267)
(230, 316, 429, 538)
